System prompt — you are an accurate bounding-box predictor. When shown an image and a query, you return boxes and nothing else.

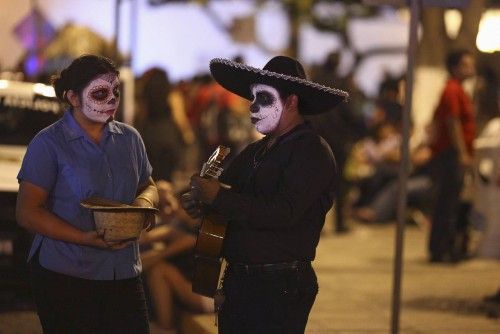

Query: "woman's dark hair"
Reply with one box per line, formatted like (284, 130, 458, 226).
(446, 49, 472, 74)
(140, 67, 172, 119)
(51, 54, 119, 103)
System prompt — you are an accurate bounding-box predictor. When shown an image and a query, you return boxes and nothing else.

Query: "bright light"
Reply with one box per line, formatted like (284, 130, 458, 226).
(477, 10, 500, 53)
(0, 80, 9, 89)
(33, 83, 56, 98)
(444, 9, 462, 39)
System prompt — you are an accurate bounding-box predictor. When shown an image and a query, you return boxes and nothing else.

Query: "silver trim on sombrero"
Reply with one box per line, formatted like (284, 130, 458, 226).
(210, 58, 349, 101)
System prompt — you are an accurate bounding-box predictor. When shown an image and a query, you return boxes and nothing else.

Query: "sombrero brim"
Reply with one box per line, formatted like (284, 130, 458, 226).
(209, 58, 349, 115)
(81, 197, 159, 213)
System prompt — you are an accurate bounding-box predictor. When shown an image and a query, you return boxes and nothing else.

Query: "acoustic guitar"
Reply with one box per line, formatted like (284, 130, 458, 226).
(192, 145, 231, 297)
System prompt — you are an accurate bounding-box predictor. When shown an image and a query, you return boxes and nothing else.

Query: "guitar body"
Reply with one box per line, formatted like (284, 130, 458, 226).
(192, 214, 226, 297)
(191, 146, 230, 298)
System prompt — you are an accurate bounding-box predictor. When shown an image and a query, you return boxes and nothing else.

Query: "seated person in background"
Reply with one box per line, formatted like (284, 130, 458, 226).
(140, 180, 214, 333)
(352, 143, 433, 226)
(346, 120, 402, 208)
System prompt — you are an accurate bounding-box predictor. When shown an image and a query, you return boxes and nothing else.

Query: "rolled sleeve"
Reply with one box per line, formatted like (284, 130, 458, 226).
(17, 134, 57, 192)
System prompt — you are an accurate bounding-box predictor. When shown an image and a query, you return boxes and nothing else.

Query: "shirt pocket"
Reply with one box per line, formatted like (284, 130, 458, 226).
(112, 152, 140, 200)
(57, 162, 84, 199)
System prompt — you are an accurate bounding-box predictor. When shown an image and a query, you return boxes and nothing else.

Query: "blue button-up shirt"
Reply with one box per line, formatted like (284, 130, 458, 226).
(17, 110, 152, 280)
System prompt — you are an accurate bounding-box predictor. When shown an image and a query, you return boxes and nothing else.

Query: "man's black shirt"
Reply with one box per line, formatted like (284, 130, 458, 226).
(212, 122, 337, 264)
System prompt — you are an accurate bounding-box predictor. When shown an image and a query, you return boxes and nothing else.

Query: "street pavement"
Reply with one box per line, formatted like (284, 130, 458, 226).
(306, 223, 500, 333)
(187, 222, 500, 334)
(1, 222, 499, 333)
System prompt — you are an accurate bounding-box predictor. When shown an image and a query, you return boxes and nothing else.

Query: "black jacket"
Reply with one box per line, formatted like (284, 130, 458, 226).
(212, 122, 337, 264)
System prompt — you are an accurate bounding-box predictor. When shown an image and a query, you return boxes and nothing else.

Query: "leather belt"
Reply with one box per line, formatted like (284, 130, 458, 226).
(229, 260, 310, 275)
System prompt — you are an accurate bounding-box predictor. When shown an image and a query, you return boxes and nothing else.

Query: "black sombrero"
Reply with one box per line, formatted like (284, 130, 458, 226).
(209, 56, 349, 115)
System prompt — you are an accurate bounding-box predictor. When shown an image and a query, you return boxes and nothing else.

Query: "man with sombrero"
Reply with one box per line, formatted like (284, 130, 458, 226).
(182, 55, 348, 333)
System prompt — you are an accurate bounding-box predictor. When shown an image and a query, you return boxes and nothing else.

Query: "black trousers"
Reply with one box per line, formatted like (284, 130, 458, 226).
(30, 254, 149, 334)
(429, 148, 470, 260)
(218, 263, 318, 334)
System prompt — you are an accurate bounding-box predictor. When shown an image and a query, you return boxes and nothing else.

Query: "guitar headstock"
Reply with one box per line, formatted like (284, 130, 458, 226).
(200, 145, 231, 179)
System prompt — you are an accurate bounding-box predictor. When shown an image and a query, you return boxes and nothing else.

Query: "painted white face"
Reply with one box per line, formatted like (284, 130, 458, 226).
(81, 73, 120, 123)
(249, 84, 283, 135)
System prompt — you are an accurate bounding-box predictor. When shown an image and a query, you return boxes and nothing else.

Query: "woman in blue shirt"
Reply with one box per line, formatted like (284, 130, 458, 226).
(16, 55, 158, 334)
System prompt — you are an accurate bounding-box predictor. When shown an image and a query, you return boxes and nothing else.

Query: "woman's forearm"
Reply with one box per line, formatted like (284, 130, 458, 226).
(135, 177, 159, 208)
(16, 204, 85, 244)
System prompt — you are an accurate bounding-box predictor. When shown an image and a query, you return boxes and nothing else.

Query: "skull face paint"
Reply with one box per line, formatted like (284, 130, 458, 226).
(81, 73, 120, 123)
(249, 84, 283, 135)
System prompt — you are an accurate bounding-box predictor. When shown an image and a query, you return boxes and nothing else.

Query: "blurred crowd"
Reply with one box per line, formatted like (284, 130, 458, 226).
(133, 58, 259, 191)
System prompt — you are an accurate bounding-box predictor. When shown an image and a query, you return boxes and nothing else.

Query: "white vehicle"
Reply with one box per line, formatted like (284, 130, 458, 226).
(0, 80, 63, 193)
(0, 79, 63, 283)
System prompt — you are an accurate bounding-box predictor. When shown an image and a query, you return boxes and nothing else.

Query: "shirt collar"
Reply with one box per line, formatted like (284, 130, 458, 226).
(61, 109, 123, 142)
(269, 121, 310, 145)
(107, 119, 123, 135)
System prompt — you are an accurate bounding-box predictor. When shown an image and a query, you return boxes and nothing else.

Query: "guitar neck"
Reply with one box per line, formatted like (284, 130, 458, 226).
(200, 162, 223, 180)
(200, 145, 230, 179)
